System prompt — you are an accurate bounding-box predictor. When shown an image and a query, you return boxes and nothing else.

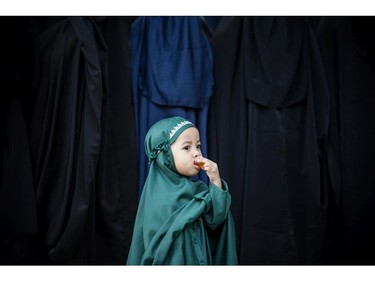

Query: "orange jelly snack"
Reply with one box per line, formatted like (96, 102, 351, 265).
(194, 160, 205, 169)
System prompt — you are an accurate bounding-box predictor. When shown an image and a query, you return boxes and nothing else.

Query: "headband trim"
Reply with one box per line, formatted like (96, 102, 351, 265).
(169, 120, 194, 140)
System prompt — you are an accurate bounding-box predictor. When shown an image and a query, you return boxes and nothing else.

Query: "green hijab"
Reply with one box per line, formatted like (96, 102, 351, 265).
(127, 116, 238, 265)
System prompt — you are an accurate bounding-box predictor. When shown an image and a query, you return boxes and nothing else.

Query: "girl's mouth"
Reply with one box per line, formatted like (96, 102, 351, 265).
(194, 160, 204, 169)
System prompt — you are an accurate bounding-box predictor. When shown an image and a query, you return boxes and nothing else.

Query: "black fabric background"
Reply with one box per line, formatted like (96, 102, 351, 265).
(0, 16, 138, 264)
(208, 16, 375, 265)
(0, 16, 374, 265)
(208, 17, 332, 264)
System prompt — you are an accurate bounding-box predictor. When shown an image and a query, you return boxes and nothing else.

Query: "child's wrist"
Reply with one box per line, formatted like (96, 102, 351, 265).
(211, 179, 223, 189)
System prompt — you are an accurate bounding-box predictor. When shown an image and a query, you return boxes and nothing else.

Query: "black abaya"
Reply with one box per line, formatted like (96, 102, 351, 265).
(208, 17, 333, 264)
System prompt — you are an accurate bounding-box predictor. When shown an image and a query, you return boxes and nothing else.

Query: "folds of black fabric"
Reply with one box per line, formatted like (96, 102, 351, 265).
(28, 17, 104, 263)
(95, 17, 138, 264)
(0, 16, 139, 264)
(208, 17, 334, 264)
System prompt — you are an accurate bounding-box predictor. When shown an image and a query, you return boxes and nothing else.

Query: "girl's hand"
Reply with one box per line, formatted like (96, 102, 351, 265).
(194, 157, 222, 189)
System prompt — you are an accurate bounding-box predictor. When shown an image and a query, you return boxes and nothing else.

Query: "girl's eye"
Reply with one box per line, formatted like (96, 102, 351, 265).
(183, 146, 190, 150)
(197, 144, 201, 149)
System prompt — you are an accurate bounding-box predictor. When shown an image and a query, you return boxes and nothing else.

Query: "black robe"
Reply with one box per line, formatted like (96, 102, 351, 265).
(24, 16, 138, 264)
(208, 16, 333, 264)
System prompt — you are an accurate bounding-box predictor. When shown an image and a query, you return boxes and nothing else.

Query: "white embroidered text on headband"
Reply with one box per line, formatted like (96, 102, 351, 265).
(169, 120, 194, 140)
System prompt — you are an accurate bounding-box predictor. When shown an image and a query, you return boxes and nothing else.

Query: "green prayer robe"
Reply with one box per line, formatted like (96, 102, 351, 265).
(126, 116, 238, 265)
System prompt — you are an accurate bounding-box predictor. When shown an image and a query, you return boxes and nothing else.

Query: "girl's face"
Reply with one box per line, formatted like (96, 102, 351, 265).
(170, 127, 202, 177)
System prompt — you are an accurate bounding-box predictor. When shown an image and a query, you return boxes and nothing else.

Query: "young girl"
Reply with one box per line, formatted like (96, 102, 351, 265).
(127, 116, 237, 265)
